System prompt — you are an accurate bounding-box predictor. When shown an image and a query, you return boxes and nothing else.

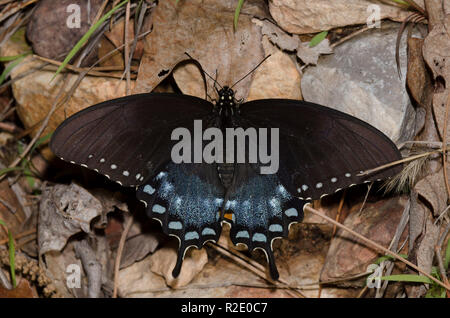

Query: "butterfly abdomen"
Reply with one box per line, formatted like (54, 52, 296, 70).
(217, 163, 235, 188)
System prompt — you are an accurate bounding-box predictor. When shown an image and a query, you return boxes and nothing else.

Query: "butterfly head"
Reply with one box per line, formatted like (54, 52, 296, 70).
(216, 86, 237, 117)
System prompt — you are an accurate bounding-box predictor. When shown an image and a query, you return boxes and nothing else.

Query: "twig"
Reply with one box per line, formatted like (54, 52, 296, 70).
(332, 189, 347, 237)
(434, 245, 450, 298)
(124, 0, 131, 95)
(0, 197, 16, 214)
(331, 25, 371, 49)
(208, 242, 306, 298)
(113, 214, 133, 298)
(359, 150, 441, 176)
(303, 204, 450, 291)
(0, 228, 35, 245)
(0, 0, 38, 24)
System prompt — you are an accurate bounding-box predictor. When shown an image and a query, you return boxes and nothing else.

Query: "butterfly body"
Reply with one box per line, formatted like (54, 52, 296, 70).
(50, 86, 402, 280)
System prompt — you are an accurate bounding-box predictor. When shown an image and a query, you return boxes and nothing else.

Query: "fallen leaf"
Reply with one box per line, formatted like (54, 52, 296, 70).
(246, 36, 302, 100)
(422, 8, 450, 140)
(38, 183, 103, 254)
(414, 166, 449, 217)
(133, 0, 267, 101)
(269, 0, 419, 34)
(296, 38, 333, 66)
(320, 196, 408, 286)
(149, 240, 208, 289)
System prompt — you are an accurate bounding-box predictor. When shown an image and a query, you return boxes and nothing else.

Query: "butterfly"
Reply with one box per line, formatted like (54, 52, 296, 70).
(50, 81, 402, 280)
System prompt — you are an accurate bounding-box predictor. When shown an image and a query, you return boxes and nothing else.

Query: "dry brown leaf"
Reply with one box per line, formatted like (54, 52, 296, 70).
(38, 183, 103, 255)
(133, 0, 267, 101)
(422, 11, 450, 140)
(149, 240, 208, 289)
(269, 0, 419, 34)
(406, 37, 428, 107)
(104, 18, 145, 60)
(247, 36, 302, 100)
(296, 39, 333, 66)
(414, 166, 449, 217)
(320, 196, 408, 286)
(256, 18, 299, 51)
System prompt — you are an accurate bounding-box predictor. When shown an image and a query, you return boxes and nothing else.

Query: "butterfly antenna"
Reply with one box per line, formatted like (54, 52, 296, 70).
(230, 54, 272, 89)
(184, 52, 223, 91)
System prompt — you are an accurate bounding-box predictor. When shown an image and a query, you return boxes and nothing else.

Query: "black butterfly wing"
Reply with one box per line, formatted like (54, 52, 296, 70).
(50, 93, 214, 186)
(223, 163, 304, 280)
(238, 99, 403, 200)
(136, 161, 225, 277)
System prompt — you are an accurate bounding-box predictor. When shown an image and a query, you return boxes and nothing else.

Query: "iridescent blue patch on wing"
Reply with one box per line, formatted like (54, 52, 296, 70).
(252, 233, 267, 242)
(144, 184, 155, 195)
(168, 221, 182, 230)
(284, 208, 298, 217)
(236, 230, 250, 238)
(155, 164, 224, 228)
(269, 224, 283, 232)
(201, 227, 216, 236)
(185, 231, 199, 240)
(152, 204, 166, 214)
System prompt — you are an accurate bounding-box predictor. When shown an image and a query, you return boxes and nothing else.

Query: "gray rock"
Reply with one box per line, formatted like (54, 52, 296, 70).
(301, 22, 418, 142)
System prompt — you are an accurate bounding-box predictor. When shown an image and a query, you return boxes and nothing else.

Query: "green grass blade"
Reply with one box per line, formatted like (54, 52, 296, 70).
(234, 0, 245, 31)
(390, 0, 409, 5)
(375, 254, 408, 264)
(51, 0, 130, 81)
(0, 166, 24, 177)
(379, 274, 434, 284)
(0, 51, 32, 62)
(309, 31, 328, 48)
(0, 219, 16, 288)
(0, 54, 28, 85)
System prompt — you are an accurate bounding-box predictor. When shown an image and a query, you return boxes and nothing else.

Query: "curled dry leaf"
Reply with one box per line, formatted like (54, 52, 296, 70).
(246, 36, 302, 100)
(120, 231, 162, 269)
(269, 0, 419, 34)
(414, 166, 449, 217)
(422, 13, 450, 140)
(149, 240, 208, 289)
(406, 37, 428, 108)
(320, 196, 408, 286)
(254, 18, 333, 67)
(296, 39, 333, 66)
(38, 183, 102, 255)
(133, 0, 267, 100)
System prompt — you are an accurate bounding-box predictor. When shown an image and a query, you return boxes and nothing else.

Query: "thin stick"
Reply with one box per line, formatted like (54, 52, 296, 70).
(331, 25, 371, 49)
(0, 197, 16, 214)
(0, 229, 35, 245)
(434, 245, 450, 298)
(208, 242, 305, 298)
(332, 189, 347, 237)
(113, 215, 133, 298)
(359, 150, 440, 176)
(124, 1, 131, 95)
(303, 204, 450, 291)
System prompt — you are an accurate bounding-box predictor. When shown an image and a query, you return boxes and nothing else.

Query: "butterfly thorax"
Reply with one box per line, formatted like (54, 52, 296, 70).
(215, 86, 239, 188)
(216, 86, 238, 124)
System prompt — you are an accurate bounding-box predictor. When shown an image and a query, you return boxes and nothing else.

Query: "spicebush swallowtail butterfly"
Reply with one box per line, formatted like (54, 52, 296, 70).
(50, 82, 402, 280)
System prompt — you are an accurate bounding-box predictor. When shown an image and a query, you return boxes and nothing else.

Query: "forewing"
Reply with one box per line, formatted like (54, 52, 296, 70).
(238, 99, 403, 200)
(50, 93, 214, 186)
